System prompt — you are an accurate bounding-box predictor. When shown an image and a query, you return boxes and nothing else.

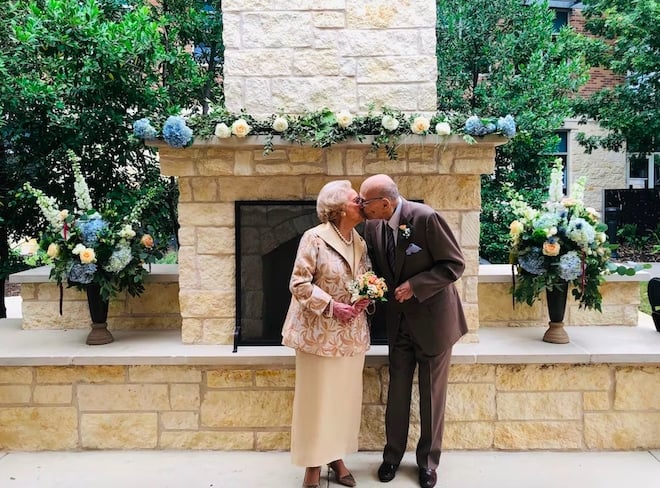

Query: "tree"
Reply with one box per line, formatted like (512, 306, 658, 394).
(436, 0, 590, 263)
(573, 0, 660, 154)
(0, 0, 181, 317)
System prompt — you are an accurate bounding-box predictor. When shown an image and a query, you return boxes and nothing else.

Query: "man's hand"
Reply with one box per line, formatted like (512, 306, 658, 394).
(394, 281, 413, 303)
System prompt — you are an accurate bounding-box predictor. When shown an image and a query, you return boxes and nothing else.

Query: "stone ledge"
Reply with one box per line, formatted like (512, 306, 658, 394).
(8, 264, 178, 284)
(478, 264, 651, 283)
(0, 314, 657, 367)
(149, 134, 509, 150)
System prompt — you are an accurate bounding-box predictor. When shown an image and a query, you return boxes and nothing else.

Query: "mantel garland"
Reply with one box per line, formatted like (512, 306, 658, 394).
(133, 106, 516, 160)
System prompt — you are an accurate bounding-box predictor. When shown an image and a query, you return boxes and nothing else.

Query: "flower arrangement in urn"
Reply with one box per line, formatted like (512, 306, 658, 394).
(21, 150, 162, 302)
(508, 158, 612, 311)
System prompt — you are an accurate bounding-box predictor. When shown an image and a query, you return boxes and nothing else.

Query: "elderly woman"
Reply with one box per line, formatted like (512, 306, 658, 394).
(282, 180, 371, 488)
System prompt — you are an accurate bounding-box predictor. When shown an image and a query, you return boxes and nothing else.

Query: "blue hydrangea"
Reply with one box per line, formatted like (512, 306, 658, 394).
(497, 115, 516, 137)
(464, 116, 490, 136)
(76, 217, 108, 246)
(133, 118, 157, 139)
(558, 251, 582, 281)
(68, 263, 97, 284)
(518, 247, 547, 275)
(162, 115, 193, 148)
(104, 245, 133, 273)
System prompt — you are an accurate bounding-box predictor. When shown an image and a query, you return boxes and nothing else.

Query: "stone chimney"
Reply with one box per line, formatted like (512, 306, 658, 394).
(222, 0, 438, 115)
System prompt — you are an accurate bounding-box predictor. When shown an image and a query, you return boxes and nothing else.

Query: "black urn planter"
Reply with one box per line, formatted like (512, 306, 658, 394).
(543, 284, 570, 344)
(85, 283, 113, 345)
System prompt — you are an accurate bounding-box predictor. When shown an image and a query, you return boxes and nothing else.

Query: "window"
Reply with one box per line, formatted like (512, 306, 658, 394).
(627, 139, 660, 188)
(551, 8, 570, 34)
(548, 131, 569, 192)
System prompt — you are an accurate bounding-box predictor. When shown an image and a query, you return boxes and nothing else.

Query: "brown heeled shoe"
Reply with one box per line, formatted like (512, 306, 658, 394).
(328, 460, 357, 487)
(302, 466, 321, 488)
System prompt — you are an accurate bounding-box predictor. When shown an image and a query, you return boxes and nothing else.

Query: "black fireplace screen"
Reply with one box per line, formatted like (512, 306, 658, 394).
(234, 200, 387, 349)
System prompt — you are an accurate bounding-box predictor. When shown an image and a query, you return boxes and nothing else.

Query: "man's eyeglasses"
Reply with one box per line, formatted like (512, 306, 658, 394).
(354, 196, 385, 206)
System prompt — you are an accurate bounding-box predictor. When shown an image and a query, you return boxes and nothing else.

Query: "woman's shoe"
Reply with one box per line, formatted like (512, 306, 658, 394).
(302, 466, 321, 488)
(328, 460, 357, 487)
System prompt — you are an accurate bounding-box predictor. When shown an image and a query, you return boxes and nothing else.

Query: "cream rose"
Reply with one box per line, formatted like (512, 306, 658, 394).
(46, 243, 60, 258)
(410, 116, 430, 134)
(231, 119, 251, 138)
(58, 209, 69, 221)
(272, 116, 288, 132)
(79, 247, 96, 264)
(21, 238, 38, 255)
(335, 110, 354, 129)
(435, 122, 451, 136)
(214, 123, 231, 138)
(509, 220, 524, 237)
(381, 115, 399, 131)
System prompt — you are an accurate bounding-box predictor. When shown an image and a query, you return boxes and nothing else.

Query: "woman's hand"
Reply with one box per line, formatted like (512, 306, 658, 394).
(352, 299, 371, 314)
(332, 302, 359, 323)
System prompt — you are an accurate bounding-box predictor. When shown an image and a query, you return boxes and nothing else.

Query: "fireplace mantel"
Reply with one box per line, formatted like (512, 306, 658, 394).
(156, 134, 509, 344)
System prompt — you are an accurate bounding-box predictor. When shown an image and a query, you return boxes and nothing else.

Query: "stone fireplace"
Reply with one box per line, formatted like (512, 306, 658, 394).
(155, 0, 507, 344)
(157, 135, 505, 344)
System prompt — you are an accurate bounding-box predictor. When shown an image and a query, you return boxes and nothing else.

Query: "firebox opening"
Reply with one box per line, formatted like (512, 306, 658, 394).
(235, 200, 386, 348)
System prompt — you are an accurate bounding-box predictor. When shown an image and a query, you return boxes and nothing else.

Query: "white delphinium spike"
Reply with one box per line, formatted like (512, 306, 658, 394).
(70, 151, 93, 211)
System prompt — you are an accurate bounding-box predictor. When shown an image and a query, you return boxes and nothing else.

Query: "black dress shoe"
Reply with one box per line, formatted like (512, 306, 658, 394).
(418, 468, 437, 488)
(377, 462, 398, 482)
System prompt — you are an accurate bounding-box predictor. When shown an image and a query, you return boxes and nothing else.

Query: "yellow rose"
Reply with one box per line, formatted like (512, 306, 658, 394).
(542, 241, 561, 256)
(509, 220, 524, 236)
(46, 243, 60, 258)
(79, 248, 96, 264)
(140, 234, 154, 248)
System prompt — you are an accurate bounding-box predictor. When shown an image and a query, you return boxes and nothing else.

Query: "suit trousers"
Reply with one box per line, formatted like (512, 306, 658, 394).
(383, 316, 452, 470)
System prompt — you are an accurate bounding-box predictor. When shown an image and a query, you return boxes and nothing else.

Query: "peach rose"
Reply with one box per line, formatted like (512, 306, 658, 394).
(231, 119, 251, 138)
(542, 241, 561, 256)
(79, 248, 96, 264)
(141, 234, 154, 248)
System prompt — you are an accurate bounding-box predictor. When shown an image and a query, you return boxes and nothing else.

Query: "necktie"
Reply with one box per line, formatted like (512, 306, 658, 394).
(386, 225, 396, 270)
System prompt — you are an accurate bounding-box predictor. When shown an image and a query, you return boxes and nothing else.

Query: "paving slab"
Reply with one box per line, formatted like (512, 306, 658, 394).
(0, 450, 659, 488)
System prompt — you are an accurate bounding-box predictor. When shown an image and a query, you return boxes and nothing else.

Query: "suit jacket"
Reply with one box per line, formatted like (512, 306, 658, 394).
(281, 222, 371, 357)
(364, 199, 467, 355)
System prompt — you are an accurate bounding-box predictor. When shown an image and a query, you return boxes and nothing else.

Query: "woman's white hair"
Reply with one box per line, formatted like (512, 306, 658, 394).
(316, 180, 352, 223)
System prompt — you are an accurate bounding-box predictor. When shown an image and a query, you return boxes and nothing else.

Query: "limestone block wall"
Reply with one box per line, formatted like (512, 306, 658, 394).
(157, 135, 507, 345)
(1, 363, 658, 451)
(479, 282, 641, 327)
(222, 0, 437, 115)
(563, 119, 627, 213)
(10, 265, 181, 331)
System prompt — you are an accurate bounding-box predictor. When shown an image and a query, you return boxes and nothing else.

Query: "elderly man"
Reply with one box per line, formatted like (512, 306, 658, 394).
(358, 174, 467, 488)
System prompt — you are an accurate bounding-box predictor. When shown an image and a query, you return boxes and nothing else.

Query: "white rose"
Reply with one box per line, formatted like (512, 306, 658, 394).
(272, 117, 288, 132)
(435, 122, 451, 136)
(410, 116, 430, 134)
(231, 119, 251, 138)
(21, 238, 38, 256)
(72, 243, 86, 255)
(335, 110, 354, 129)
(58, 209, 69, 221)
(381, 115, 399, 132)
(214, 123, 231, 138)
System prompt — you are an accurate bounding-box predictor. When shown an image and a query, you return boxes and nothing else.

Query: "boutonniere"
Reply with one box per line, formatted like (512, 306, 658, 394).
(398, 224, 412, 239)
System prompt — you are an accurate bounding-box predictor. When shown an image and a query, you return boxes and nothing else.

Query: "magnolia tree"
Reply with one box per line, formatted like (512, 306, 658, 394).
(435, 0, 590, 263)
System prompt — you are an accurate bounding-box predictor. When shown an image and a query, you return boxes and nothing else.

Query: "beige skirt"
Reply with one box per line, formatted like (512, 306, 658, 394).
(290, 350, 365, 467)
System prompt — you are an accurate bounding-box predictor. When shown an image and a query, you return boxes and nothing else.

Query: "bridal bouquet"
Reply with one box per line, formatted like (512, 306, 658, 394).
(21, 150, 162, 301)
(348, 271, 388, 303)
